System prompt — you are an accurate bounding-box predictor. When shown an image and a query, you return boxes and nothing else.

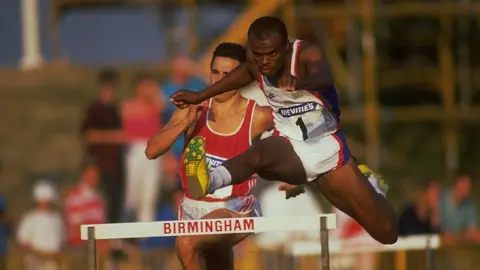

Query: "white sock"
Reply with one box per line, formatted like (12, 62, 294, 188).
(208, 166, 232, 193)
(366, 174, 387, 198)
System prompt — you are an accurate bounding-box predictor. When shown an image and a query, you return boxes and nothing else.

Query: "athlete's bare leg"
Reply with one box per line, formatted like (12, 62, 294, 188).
(315, 159, 398, 244)
(175, 208, 250, 270)
(203, 247, 234, 270)
(210, 136, 397, 244)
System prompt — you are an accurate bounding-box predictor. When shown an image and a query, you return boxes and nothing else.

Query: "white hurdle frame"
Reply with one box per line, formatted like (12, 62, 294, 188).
(82, 214, 337, 270)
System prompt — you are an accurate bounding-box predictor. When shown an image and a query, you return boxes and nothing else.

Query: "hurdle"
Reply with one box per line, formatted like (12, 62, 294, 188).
(286, 234, 441, 270)
(81, 214, 337, 270)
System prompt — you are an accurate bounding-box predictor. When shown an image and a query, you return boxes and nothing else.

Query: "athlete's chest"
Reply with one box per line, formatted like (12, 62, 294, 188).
(195, 121, 250, 166)
(261, 79, 317, 105)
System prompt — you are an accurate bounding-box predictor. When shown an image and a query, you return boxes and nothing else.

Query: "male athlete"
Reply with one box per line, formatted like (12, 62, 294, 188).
(171, 16, 398, 244)
(145, 43, 274, 270)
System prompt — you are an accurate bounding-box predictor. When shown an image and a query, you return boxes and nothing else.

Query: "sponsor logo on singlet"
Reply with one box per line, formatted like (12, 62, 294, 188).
(278, 102, 318, 117)
(291, 92, 303, 100)
(206, 154, 226, 171)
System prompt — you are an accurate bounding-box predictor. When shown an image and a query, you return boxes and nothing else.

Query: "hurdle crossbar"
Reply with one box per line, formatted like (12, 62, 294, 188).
(81, 214, 337, 239)
(82, 214, 337, 270)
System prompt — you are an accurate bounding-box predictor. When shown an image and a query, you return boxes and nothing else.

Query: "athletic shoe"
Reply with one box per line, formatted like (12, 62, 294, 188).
(183, 136, 210, 199)
(357, 164, 388, 197)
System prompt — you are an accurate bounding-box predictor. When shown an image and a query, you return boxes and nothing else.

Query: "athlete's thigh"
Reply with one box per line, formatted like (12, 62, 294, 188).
(255, 136, 307, 185)
(203, 247, 234, 270)
(176, 208, 250, 251)
(314, 158, 378, 221)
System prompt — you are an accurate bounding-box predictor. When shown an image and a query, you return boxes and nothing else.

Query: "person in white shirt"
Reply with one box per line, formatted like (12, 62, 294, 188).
(17, 181, 66, 270)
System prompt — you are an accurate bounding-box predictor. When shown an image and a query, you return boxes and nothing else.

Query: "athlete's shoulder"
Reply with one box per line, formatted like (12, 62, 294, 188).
(169, 102, 207, 125)
(251, 103, 274, 136)
(297, 41, 324, 62)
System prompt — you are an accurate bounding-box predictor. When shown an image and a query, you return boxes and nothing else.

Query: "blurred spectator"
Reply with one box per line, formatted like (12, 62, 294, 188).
(64, 162, 106, 248)
(0, 162, 10, 270)
(440, 173, 480, 245)
(160, 55, 206, 158)
(80, 69, 125, 224)
(17, 181, 65, 270)
(122, 75, 165, 223)
(64, 162, 108, 270)
(398, 180, 441, 236)
(256, 183, 324, 249)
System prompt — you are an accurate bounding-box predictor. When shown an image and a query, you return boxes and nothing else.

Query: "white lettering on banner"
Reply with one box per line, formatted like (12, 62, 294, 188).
(278, 102, 318, 117)
(163, 218, 255, 235)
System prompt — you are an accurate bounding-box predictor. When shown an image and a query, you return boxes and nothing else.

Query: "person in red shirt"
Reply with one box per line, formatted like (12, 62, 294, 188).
(145, 43, 274, 270)
(64, 162, 107, 251)
(122, 76, 166, 223)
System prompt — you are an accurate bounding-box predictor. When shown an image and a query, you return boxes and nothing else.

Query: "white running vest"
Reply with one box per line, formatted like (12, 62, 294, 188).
(258, 40, 339, 141)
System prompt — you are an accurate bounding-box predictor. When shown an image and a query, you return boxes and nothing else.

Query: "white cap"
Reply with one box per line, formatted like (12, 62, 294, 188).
(33, 181, 57, 202)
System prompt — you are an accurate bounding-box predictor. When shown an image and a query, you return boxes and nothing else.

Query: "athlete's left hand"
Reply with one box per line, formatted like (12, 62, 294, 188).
(278, 73, 297, 92)
(278, 183, 305, 199)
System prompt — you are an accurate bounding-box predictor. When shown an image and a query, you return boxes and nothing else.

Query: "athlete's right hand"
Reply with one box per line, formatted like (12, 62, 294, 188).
(170, 89, 204, 108)
(278, 183, 305, 199)
(186, 105, 203, 125)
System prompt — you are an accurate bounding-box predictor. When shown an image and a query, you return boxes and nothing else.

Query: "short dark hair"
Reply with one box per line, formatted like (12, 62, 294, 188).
(211, 42, 246, 68)
(248, 16, 288, 45)
(98, 68, 118, 84)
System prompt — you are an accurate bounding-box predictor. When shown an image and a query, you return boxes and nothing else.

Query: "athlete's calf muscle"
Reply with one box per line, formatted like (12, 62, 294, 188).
(315, 159, 398, 244)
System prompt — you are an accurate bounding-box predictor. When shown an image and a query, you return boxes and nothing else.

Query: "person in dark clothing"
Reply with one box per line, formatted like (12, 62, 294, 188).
(80, 69, 125, 224)
(398, 180, 441, 236)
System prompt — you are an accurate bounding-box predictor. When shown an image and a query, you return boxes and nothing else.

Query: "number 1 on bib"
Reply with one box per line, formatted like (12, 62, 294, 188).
(295, 117, 308, 140)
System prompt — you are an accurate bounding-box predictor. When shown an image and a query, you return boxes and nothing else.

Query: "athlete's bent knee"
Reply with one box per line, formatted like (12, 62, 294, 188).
(379, 215, 398, 244)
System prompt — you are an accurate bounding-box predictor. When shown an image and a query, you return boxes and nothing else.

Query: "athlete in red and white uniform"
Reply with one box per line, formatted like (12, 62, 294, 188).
(179, 98, 261, 219)
(145, 42, 273, 270)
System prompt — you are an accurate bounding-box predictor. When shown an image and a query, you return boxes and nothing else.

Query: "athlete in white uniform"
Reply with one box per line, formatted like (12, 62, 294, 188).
(172, 16, 398, 245)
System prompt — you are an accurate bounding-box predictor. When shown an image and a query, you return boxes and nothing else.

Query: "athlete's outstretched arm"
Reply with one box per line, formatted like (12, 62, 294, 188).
(171, 54, 258, 107)
(145, 106, 202, 159)
(295, 44, 334, 92)
(171, 63, 255, 106)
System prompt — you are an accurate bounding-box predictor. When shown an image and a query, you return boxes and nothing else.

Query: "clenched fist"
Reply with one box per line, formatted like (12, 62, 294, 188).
(170, 89, 204, 108)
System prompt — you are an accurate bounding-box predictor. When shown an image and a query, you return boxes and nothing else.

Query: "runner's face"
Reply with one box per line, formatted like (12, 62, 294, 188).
(210, 56, 240, 102)
(249, 33, 287, 76)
